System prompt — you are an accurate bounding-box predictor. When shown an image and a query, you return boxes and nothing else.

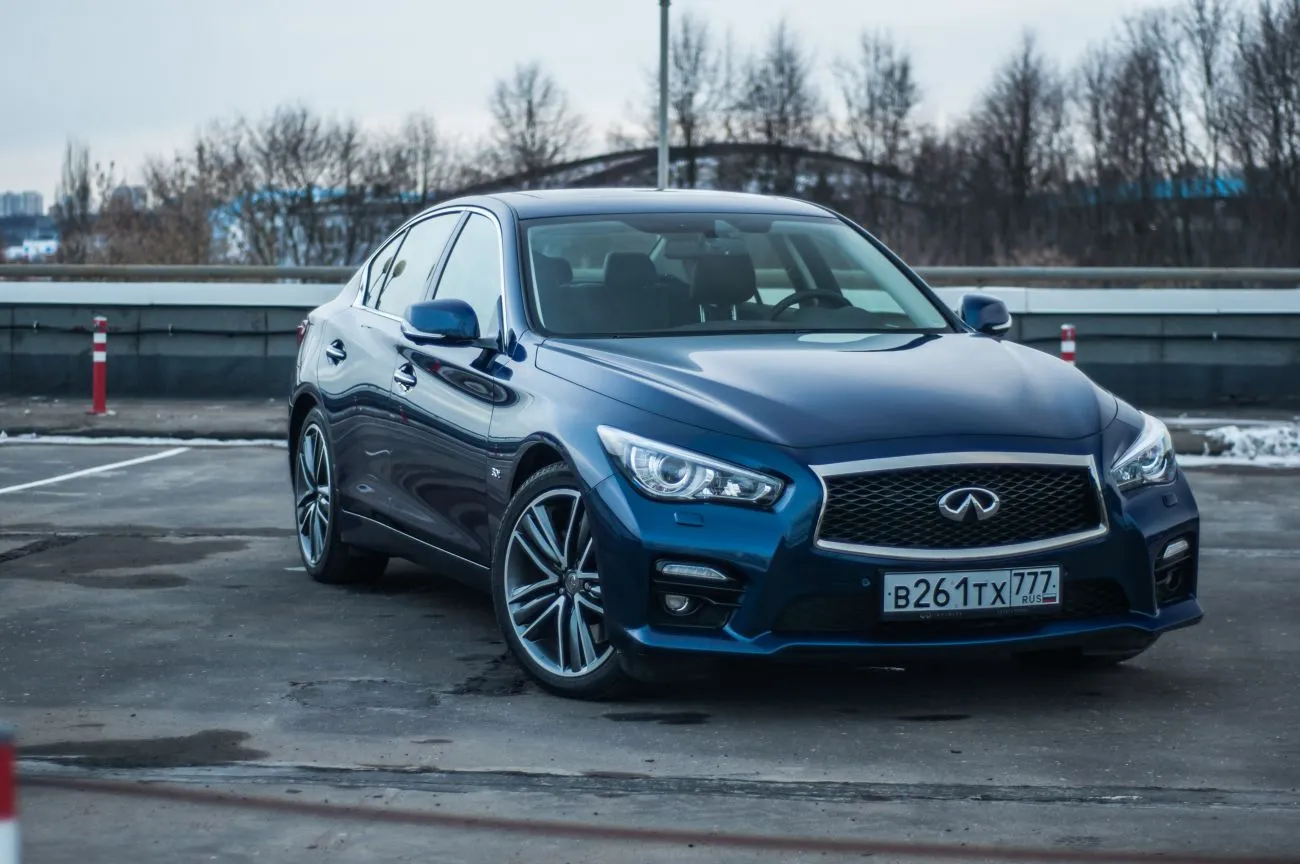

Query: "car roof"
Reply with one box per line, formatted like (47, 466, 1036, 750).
(442, 188, 837, 220)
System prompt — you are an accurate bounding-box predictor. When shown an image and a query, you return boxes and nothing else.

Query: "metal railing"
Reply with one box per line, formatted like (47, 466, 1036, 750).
(0, 264, 352, 282)
(2, 263, 1300, 286)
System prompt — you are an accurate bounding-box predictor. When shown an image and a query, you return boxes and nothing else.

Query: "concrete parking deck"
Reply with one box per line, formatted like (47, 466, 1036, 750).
(1, 441, 1298, 862)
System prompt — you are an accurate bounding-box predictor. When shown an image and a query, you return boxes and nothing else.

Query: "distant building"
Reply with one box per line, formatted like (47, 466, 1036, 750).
(0, 190, 44, 217)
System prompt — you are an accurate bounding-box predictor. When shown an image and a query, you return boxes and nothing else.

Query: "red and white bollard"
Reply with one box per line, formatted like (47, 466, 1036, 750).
(90, 316, 108, 415)
(1060, 323, 1077, 366)
(0, 726, 17, 864)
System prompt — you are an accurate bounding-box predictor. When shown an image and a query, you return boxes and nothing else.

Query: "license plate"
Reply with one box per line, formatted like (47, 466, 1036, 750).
(881, 567, 1062, 619)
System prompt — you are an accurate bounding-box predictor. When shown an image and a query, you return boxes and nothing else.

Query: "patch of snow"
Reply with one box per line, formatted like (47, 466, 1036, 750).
(1179, 423, 1300, 468)
(1165, 415, 1295, 428)
(1180, 453, 1300, 468)
(0, 433, 286, 449)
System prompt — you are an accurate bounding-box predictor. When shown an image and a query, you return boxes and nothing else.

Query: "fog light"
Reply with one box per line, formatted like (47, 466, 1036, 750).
(1161, 537, 1191, 562)
(656, 562, 730, 583)
(662, 593, 697, 615)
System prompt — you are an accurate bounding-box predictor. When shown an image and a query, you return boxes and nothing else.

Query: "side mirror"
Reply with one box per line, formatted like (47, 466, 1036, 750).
(402, 298, 479, 343)
(960, 293, 1012, 337)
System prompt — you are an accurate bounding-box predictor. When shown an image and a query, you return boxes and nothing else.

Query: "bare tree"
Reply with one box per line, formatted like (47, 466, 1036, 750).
(1227, 0, 1300, 263)
(970, 33, 1070, 257)
(838, 30, 919, 169)
(53, 139, 96, 263)
(836, 29, 920, 231)
(733, 19, 824, 193)
(646, 13, 731, 186)
(489, 62, 588, 180)
(1180, 0, 1234, 179)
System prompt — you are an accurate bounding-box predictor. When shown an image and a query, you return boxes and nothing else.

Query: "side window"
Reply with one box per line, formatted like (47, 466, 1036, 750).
(433, 213, 503, 336)
(363, 231, 406, 307)
(374, 213, 461, 318)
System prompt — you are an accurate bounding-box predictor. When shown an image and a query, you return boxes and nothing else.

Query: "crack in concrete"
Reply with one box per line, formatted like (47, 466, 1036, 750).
(18, 760, 1300, 812)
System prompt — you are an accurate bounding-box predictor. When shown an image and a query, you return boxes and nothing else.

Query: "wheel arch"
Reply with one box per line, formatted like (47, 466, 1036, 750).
(288, 388, 320, 465)
(510, 437, 571, 497)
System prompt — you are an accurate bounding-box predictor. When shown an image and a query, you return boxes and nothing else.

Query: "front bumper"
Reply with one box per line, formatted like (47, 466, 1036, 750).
(584, 446, 1203, 661)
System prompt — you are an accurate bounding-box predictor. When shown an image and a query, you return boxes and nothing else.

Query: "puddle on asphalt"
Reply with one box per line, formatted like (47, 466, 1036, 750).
(444, 653, 529, 697)
(21, 729, 267, 768)
(0, 534, 245, 589)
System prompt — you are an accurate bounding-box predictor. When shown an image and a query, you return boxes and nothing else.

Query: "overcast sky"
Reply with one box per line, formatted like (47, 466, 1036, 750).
(1, 0, 1171, 203)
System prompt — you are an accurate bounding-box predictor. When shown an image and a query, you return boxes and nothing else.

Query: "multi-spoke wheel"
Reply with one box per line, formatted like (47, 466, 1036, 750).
(295, 422, 333, 568)
(492, 464, 627, 699)
(292, 406, 387, 585)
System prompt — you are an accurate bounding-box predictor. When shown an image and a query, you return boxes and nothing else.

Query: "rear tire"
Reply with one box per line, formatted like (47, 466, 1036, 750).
(293, 407, 388, 585)
(491, 464, 629, 700)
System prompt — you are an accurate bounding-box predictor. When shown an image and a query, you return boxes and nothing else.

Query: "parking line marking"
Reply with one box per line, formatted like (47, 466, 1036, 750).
(0, 447, 190, 496)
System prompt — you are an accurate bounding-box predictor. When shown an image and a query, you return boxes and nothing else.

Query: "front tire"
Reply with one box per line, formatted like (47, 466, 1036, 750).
(491, 464, 628, 700)
(293, 407, 388, 585)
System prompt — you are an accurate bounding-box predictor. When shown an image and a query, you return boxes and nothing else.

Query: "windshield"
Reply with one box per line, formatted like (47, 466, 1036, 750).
(522, 212, 953, 336)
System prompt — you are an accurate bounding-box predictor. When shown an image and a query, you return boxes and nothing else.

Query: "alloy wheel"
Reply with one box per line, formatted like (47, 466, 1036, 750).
(294, 423, 332, 567)
(504, 488, 614, 678)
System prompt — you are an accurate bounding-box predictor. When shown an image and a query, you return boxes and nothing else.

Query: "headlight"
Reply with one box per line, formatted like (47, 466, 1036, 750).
(1111, 413, 1177, 490)
(597, 426, 784, 507)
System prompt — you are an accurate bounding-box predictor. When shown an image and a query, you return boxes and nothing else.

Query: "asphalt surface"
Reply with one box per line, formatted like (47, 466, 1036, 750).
(1, 442, 1298, 863)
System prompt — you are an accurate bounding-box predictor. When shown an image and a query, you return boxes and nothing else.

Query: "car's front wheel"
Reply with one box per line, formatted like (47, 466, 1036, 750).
(491, 464, 628, 700)
(293, 407, 388, 585)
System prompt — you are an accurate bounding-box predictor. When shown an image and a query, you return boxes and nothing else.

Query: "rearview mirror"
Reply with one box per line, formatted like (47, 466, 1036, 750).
(402, 299, 479, 343)
(960, 293, 1012, 337)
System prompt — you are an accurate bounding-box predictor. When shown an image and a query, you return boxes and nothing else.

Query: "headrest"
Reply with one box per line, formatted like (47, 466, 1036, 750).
(533, 254, 573, 289)
(691, 253, 757, 307)
(603, 252, 658, 291)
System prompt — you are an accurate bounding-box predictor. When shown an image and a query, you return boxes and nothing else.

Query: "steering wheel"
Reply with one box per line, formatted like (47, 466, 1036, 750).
(766, 290, 853, 320)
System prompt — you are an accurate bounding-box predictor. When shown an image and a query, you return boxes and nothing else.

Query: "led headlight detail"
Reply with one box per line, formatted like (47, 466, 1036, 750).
(597, 426, 784, 507)
(1111, 413, 1177, 490)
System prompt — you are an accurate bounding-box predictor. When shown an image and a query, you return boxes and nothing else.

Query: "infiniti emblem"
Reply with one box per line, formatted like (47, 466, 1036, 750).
(937, 487, 1001, 523)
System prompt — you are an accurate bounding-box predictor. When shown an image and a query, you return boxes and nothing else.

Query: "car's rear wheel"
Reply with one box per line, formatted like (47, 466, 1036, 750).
(492, 464, 628, 700)
(293, 407, 388, 585)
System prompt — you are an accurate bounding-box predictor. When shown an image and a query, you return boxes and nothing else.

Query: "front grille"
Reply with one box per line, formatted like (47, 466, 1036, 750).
(771, 578, 1131, 639)
(818, 463, 1102, 551)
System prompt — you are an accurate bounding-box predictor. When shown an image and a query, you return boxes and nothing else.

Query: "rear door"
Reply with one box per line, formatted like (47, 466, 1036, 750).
(313, 228, 406, 521)
(385, 211, 506, 569)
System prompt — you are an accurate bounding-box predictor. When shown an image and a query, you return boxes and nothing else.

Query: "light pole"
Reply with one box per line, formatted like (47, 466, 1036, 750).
(657, 0, 670, 189)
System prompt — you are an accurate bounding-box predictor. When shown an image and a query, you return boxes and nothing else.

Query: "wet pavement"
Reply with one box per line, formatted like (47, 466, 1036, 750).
(1, 441, 1298, 863)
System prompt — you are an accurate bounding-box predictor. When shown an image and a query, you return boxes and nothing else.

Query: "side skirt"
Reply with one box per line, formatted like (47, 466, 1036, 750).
(339, 510, 491, 591)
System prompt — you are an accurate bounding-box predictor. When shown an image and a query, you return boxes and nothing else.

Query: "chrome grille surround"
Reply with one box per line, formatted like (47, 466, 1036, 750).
(811, 452, 1110, 562)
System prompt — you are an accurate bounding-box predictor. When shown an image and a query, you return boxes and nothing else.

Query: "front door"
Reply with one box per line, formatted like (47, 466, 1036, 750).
(385, 212, 506, 568)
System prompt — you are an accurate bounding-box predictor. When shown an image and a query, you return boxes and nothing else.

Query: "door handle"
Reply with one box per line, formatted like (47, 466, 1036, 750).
(393, 364, 417, 390)
(325, 340, 347, 364)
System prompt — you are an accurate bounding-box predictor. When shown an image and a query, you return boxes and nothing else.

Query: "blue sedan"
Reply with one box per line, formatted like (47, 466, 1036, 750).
(289, 188, 1202, 699)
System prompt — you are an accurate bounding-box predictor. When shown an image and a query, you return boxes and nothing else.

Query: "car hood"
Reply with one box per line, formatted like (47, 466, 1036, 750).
(536, 332, 1117, 449)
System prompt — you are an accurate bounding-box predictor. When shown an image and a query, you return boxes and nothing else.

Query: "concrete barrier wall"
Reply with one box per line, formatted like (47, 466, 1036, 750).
(3, 282, 1300, 407)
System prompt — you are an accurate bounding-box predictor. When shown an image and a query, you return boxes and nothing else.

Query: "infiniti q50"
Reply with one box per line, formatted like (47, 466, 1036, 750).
(289, 188, 1202, 699)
